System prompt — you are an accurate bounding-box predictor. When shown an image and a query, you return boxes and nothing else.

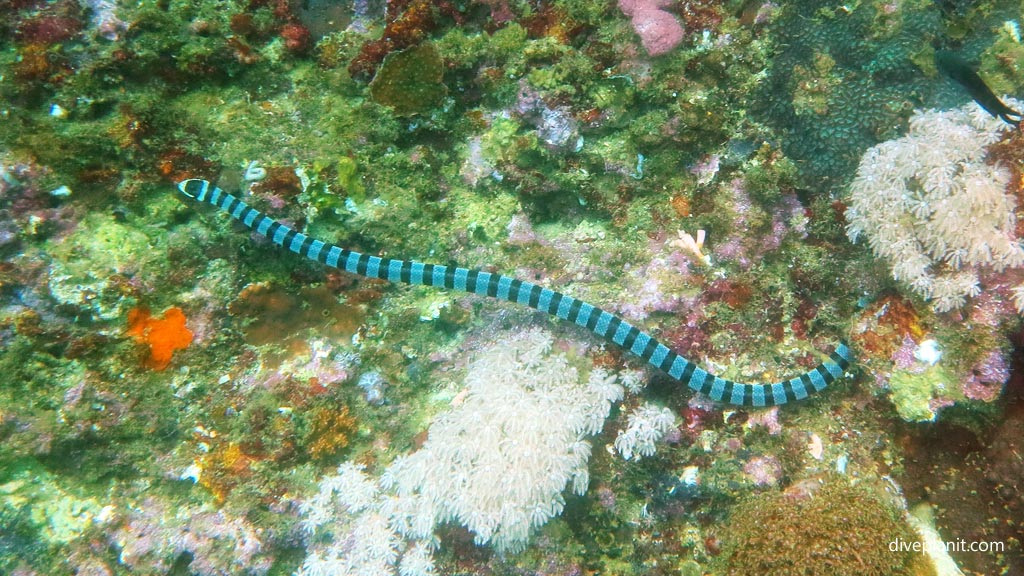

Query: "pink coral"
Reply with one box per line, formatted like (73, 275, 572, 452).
(743, 455, 783, 486)
(618, 0, 684, 56)
(891, 334, 918, 370)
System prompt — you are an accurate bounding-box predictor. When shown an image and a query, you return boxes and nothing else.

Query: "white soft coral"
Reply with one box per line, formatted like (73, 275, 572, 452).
(846, 100, 1024, 312)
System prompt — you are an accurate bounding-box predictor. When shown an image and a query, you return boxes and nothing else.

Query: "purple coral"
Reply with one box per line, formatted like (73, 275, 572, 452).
(357, 370, 387, 405)
(0, 158, 78, 242)
(963, 350, 1009, 402)
(891, 334, 919, 371)
(711, 181, 806, 269)
(746, 406, 782, 435)
(615, 254, 694, 322)
(0, 218, 18, 249)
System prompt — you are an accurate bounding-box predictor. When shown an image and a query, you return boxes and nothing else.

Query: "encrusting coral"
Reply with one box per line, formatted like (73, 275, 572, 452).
(125, 306, 194, 370)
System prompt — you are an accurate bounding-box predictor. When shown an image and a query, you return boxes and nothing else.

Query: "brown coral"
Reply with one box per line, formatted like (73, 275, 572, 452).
(348, 0, 464, 79)
(722, 478, 923, 576)
(228, 282, 365, 347)
(850, 294, 925, 358)
(197, 440, 258, 502)
(249, 166, 304, 199)
(155, 148, 219, 183)
(520, 3, 582, 43)
(303, 405, 357, 461)
(13, 43, 72, 83)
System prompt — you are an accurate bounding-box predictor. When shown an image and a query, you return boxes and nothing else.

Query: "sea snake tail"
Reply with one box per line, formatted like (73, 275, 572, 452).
(177, 179, 853, 407)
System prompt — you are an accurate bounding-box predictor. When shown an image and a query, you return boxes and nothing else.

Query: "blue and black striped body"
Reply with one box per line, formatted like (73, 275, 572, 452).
(177, 179, 853, 407)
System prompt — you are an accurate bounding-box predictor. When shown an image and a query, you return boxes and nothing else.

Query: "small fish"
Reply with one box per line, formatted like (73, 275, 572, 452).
(935, 49, 1022, 126)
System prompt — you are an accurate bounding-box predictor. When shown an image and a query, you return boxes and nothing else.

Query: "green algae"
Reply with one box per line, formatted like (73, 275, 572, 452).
(480, 116, 529, 165)
(889, 364, 959, 422)
(979, 27, 1024, 95)
(45, 213, 164, 320)
(333, 156, 365, 200)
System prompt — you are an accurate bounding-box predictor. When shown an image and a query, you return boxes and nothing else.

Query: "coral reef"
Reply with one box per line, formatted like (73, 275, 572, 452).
(112, 497, 272, 576)
(348, 0, 462, 79)
(382, 328, 623, 553)
(297, 328, 628, 573)
(618, 0, 684, 57)
(751, 0, 941, 184)
(2, 0, 1023, 573)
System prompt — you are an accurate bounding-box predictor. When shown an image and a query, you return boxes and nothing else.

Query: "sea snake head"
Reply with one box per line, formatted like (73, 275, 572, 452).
(177, 179, 208, 200)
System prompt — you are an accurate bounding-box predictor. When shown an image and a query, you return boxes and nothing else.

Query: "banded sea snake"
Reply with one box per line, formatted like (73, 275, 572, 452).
(178, 178, 853, 407)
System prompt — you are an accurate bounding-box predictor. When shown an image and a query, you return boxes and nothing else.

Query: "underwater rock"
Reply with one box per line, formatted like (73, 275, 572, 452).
(369, 43, 447, 116)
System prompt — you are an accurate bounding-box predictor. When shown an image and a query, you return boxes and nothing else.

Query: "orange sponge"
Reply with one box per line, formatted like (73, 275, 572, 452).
(126, 306, 194, 370)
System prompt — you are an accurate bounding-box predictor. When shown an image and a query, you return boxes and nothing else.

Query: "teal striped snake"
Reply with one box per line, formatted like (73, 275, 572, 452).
(177, 179, 852, 407)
